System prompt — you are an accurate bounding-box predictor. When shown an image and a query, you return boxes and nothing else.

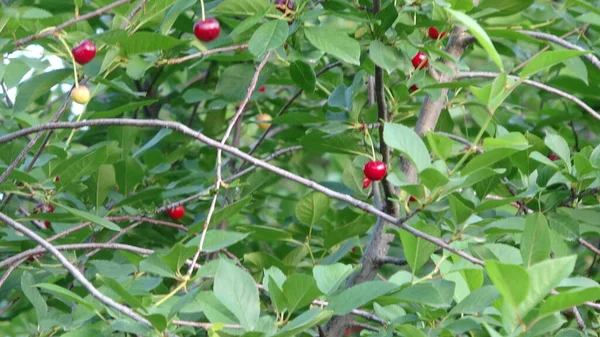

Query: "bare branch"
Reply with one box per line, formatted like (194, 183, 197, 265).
(120, 0, 148, 29)
(456, 72, 600, 121)
(518, 30, 600, 71)
(375, 256, 407, 266)
(166, 44, 249, 65)
(0, 118, 484, 266)
(14, 0, 134, 47)
(186, 51, 272, 277)
(580, 238, 600, 255)
(173, 320, 243, 329)
(0, 212, 153, 327)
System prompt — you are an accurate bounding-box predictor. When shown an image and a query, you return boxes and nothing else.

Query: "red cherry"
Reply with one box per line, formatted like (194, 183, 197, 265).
(193, 18, 221, 42)
(411, 51, 429, 69)
(362, 176, 372, 189)
(55, 176, 60, 182)
(351, 247, 356, 253)
(259, 86, 266, 93)
(547, 153, 560, 161)
(71, 40, 96, 65)
(363, 161, 387, 181)
(409, 196, 417, 203)
(275, 0, 294, 15)
(409, 84, 418, 93)
(428, 27, 446, 39)
(44, 221, 51, 229)
(167, 205, 185, 220)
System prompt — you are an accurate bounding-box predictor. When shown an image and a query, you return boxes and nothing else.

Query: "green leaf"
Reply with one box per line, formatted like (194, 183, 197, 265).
(161, 243, 196, 272)
(369, 40, 402, 74)
(140, 255, 176, 278)
(214, 260, 260, 331)
(86, 164, 116, 213)
(13, 69, 71, 113)
(461, 148, 520, 175)
(539, 287, 600, 317)
(304, 27, 361, 65)
(185, 230, 250, 252)
(122, 32, 184, 55)
(272, 308, 333, 337)
(397, 280, 455, 308)
(212, 0, 271, 16)
(545, 133, 571, 172)
(476, 0, 534, 17)
(133, 129, 173, 158)
(248, 20, 288, 56)
(62, 206, 121, 231)
(300, 133, 367, 157)
(160, 0, 195, 35)
(327, 281, 398, 315)
(520, 213, 551, 268)
(398, 222, 441, 273)
(485, 260, 529, 306)
(51, 147, 109, 188)
(216, 64, 269, 102)
(21, 272, 47, 322)
(312, 263, 353, 295)
(35, 283, 95, 310)
(143, 313, 167, 331)
(446, 8, 503, 71)
(190, 197, 252, 234)
(282, 274, 323, 314)
(383, 123, 431, 172)
(449, 285, 501, 315)
(518, 255, 577, 317)
(96, 274, 144, 309)
(289, 60, 316, 92)
(295, 192, 330, 225)
(520, 50, 589, 79)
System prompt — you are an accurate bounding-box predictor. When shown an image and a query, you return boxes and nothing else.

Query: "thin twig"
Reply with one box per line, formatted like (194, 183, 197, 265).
(0, 118, 484, 266)
(166, 44, 249, 65)
(172, 320, 243, 329)
(1, 81, 13, 108)
(14, 0, 134, 47)
(518, 30, 600, 71)
(456, 72, 600, 121)
(186, 51, 272, 277)
(120, 0, 148, 29)
(579, 238, 600, 255)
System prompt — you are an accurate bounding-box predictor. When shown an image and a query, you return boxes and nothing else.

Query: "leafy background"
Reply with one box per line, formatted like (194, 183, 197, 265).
(0, 0, 599, 336)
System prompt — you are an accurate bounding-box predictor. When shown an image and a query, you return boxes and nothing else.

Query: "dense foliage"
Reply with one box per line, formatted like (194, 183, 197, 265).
(0, 0, 599, 336)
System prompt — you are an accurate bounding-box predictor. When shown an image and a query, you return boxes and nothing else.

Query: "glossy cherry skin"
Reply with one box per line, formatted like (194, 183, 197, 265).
(428, 27, 446, 39)
(362, 176, 372, 189)
(547, 153, 560, 161)
(409, 84, 418, 93)
(275, 0, 294, 15)
(167, 206, 185, 220)
(363, 161, 387, 181)
(411, 51, 429, 69)
(409, 196, 417, 203)
(194, 18, 220, 42)
(72, 40, 96, 65)
(259, 86, 266, 93)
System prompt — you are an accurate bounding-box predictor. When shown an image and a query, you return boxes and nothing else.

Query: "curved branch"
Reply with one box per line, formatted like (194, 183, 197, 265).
(0, 118, 484, 266)
(0, 212, 153, 327)
(165, 44, 249, 65)
(517, 30, 600, 71)
(456, 71, 600, 121)
(14, 0, 134, 47)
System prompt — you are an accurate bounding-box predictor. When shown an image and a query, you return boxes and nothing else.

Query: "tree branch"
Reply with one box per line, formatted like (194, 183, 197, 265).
(14, 0, 134, 47)
(0, 212, 153, 327)
(120, 0, 148, 29)
(165, 44, 249, 65)
(0, 118, 484, 266)
(518, 30, 600, 71)
(456, 72, 600, 120)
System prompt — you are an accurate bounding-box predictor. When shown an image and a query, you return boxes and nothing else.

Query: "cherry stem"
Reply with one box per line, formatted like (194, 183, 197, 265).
(200, 0, 206, 21)
(363, 124, 377, 160)
(56, 35, 79, 88)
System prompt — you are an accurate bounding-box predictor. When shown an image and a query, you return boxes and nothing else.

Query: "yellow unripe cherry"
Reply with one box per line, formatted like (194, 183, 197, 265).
(71, 85, 91, 104)
(257, 113, 272, 130)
